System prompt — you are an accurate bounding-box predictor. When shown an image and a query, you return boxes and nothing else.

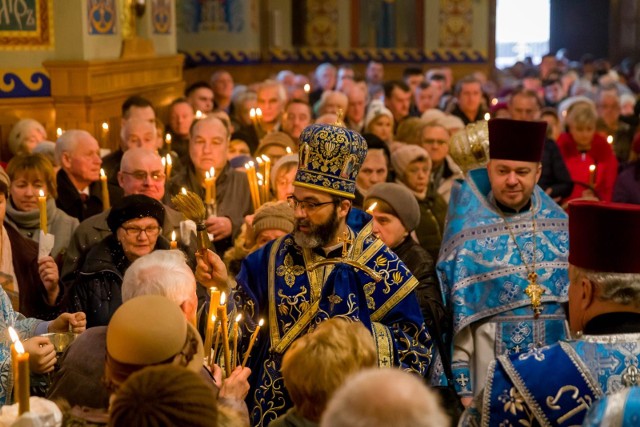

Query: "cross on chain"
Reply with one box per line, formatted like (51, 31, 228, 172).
(338, 231, 353, 258)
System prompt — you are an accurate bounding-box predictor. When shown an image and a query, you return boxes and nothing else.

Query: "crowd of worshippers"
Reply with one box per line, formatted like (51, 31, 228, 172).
(0, 53, 640, 427)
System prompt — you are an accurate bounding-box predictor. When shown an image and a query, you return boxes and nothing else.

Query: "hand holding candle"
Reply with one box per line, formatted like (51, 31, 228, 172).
(38, 189, 47, 234)
(100, 168, 110, 211)
(242, 318, 264, 368)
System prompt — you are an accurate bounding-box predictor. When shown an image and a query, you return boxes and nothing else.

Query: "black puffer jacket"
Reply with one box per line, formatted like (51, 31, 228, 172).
(68, 234, 170, 327)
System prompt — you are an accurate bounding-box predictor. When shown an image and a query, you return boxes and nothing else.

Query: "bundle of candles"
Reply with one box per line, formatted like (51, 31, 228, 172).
(8, 327, 30, 415)
(245, 155, 272, 210)
(202, 288, 265, 375)
(249, 108, 264, 138)
(161, 154, 172, 181)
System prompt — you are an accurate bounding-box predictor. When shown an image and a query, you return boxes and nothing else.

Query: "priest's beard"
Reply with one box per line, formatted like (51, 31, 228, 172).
(293, 207, 339, 249)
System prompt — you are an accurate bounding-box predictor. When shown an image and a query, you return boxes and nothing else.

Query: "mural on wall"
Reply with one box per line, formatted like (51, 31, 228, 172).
(88, 0, 117, 35)
(439, 0, 473, 48)
(151, 0, 171, 34)
(305, 0, 338, 48)
(0, 0, 54, 49)
(178, 0, 244, 34)
(0, 69, 50, 98)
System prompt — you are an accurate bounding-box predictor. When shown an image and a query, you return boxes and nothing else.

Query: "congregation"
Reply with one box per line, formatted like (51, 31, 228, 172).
(2, 53, 640, 427)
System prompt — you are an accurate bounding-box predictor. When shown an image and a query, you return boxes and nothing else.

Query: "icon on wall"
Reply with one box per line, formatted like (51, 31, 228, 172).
(0, 0, 54, 50)
(88, 0, 117, 35)
(152, 0, 171, 34)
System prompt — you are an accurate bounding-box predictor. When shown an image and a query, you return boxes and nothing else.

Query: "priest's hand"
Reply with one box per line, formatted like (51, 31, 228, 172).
(38, 256, 59, 305)
(24, 336, 57, 374)
(196, 249, 230, 292)
(205, 216, 233, 241)
(49, 312, 87, 334)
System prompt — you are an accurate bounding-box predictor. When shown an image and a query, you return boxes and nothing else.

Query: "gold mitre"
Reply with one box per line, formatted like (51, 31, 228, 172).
(448, 120, 490, 173)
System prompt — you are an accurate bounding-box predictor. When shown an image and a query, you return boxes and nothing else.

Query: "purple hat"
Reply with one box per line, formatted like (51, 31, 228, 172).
(488, 118, 546, 162)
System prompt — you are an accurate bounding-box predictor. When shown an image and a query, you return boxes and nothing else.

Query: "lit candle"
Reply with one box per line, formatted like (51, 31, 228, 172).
(245, 162, 261, 210)
(303, 83, 310, 94)
(8, 327, 19, 405)
(181, 187, 187, 195)
(232, 313, 242, 370)
(38, 189, 47, 234)
(204, 171, 214, 205)
(165, 133, 172, 150)
(170, 230, 177, 249)
(101, 122, 109, 145)
(484, 112, 491, 121)
(217, 292, 231, 377)
(261, 155, 271, 200)
(249, 108, 256, 124)
(56, 127, 63, 138)
(212, 320, 222, 365)
(256, 157, 265, 203)
(195, 110, 203, 119)
(589, 164, 597, 187)
(242, 318, 264, 368)
(209, 167, 216, 206)
(257, 177, 264, 205)
(13, 339, 30, 415)
(165, 154, 172, 181)
(100, 168, 110, 211)
(255, 108, 263, 125)
(491, 98, 498, 106)
(286, 146, 292, 155)
(203, 287, 221, 362)
(607, 135, 614, 145)
(366, 201, 378, 214)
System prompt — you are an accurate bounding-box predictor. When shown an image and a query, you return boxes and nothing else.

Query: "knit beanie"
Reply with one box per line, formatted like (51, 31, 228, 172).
(252, 201, 295, 236)
(365, 183, 420, 231)
(255, 131, 297, 158)
(108, 365, 217, 427)
(439, 115, 465, 133)
(270, 154, 298, 188)
(107, 194, 165, 233)
(420, 108, 447, 124)
(364, 100, 394, 131)
(390, 144, 431, 180)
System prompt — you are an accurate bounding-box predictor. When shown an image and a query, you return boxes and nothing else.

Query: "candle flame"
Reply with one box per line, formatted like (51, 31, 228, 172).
(607, 135, 613, 144)
(181, 187, 187, 195)
(220, 292, 226, 305)
(589, 164, 596, 172)
(211, 314, 216, 323)
(261, 154, 270, 162)
(484, 112, 491, 121)
(39, 189, 45, 198)
(235, 314, 242, 322)
(258, 179, 263, 186)
(100, 168, 106, 178)
(244, 163, 250, 170)
(255, 157, 263, 165)
(256, 108, 262, 117)
(14, 340, 25, 355)
(166, 154, 172, 165)
(102, 122, 109, 131)
(304, 83, 310, 93)
(8, 327, 19, 343)
(250, 108, 256, 118)
(205, 171, 210, 179)
(195, 110, 203, 119)
(491, 98, 498, 106)
(366, 202, 378, 213)
(256, 172, 264, 181)
(171, 230, 176, 242)
(286, 147, 292, 154)
(162, 157, 166, 167)
(56, 127, 63, 137)
(248, 161, 255, 167)
(209, 167, 215, 178)
(258, 318, 265, 327)
(165, 133, 172, 143)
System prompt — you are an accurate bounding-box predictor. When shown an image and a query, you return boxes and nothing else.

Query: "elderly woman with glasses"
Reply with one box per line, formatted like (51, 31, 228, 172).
(68, 195, 170, 327)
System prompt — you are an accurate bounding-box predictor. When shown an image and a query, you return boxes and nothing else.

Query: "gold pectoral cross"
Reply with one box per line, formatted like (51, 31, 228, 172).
(525, 272, 544, 318)
(338, 231, 353, 259)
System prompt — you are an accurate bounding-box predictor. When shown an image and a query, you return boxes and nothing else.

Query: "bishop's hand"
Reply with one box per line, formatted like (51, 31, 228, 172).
(195, 248, 230, 293)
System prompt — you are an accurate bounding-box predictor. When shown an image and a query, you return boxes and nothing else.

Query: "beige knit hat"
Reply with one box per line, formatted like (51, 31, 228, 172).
(390, 144, 431, 180)
(252, 201, 295, 236)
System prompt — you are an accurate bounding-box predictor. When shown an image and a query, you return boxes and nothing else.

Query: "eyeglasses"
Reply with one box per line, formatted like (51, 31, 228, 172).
(121, 171, 166, 182)
(121, 226, 162, 237)
(287, 196, 335, 212)
(422, 139, 448, 145)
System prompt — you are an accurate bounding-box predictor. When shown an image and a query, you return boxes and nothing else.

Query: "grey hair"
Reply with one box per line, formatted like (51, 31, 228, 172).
(572, 266, 640, 308)
(122, 250, 196, 306)
(119, 118, 157, 145)
(258, 79, 287, 103)
(55, 129, 92, 165)
(8, 118, 47, 155)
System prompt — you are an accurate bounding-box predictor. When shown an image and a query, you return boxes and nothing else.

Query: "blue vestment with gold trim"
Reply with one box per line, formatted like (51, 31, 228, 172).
(460, 333, 640, 426)
(434, 169, 570, 396)
(233, 218, 432, 426)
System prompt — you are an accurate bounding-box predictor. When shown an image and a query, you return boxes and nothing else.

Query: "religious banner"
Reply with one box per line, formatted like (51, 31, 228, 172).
(151, 0, 170, 34)
(0, 0, 54, 49)
(87, 0, 117, 35)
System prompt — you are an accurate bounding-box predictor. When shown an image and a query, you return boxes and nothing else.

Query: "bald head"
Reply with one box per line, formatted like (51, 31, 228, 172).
(121, 118, 158, 152)
(118, 147, 166, 200)
(321, 368, 449, 427)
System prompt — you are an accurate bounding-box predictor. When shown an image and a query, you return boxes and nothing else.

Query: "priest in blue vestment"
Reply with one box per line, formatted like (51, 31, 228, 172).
(435, 119, 570, 405)
(197, 123, 433, 426)
(460, 201, 640, 427)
